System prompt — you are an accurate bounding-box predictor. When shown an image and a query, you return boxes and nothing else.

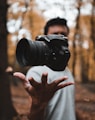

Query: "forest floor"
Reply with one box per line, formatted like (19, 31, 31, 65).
(10, 81, 95, 120)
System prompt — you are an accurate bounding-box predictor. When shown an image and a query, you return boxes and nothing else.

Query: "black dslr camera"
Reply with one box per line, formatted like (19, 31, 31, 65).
(16, 34, 70, 71)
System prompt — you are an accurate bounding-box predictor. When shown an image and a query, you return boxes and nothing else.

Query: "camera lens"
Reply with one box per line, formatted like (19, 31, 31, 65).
(16, 38, 49, 66)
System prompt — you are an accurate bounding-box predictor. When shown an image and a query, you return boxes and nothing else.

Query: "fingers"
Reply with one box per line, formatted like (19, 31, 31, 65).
(52, 76, 74, 91)
(13, 72, 26, 81)
(41, 73, 48, 85)
(57, 82, 74, 90)
(54, 76, 68, 85)
(29, 77, 40, 88)
(29, 73, 48, 88)
(13, 72, 31, 89)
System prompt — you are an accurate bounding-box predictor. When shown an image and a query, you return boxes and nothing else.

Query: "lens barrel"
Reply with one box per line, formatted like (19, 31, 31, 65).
(16, 38, 49, 66)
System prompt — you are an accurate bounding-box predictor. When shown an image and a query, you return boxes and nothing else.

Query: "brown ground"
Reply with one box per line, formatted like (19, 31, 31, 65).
(75, 83, 95, 120)
(10, 82, 95, 120)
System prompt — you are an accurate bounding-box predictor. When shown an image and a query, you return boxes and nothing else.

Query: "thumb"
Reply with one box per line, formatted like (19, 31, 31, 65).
(13, 72, 26, 80)
(13, 72, 31, 89)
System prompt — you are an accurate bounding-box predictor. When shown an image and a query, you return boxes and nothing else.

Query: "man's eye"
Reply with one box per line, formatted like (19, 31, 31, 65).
(53, 32, 66, 36)
(53, 32, 59, 34)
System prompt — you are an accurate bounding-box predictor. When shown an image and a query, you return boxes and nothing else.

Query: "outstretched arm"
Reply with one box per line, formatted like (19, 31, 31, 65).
(13, 72, 74, 120)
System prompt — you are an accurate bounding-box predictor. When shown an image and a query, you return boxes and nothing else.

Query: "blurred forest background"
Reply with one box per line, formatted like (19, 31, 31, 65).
(7, 0, 95, 83)
(0, 0, 95, 120)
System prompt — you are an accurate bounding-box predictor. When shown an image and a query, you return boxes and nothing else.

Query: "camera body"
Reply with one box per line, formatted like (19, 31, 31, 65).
(16, 34, 70, 71)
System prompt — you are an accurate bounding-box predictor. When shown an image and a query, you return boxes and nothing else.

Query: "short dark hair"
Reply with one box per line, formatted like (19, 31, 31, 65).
(44, 17, 69, 35)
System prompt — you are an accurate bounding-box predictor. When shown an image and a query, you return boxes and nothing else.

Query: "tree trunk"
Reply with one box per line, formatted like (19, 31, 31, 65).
(72, 0, 82, 82)
(0, 0, 17, 119)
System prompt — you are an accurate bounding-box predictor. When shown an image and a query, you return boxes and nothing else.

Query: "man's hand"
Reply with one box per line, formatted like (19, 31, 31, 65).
(13, 72, 74, 104)
(13, 72, 74, 120)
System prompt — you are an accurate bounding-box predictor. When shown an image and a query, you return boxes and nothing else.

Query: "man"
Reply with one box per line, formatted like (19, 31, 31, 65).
(14, 17, 76, 120)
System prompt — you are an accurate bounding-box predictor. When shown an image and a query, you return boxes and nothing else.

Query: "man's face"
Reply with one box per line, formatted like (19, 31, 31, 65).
(47, 25, 69, 36)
